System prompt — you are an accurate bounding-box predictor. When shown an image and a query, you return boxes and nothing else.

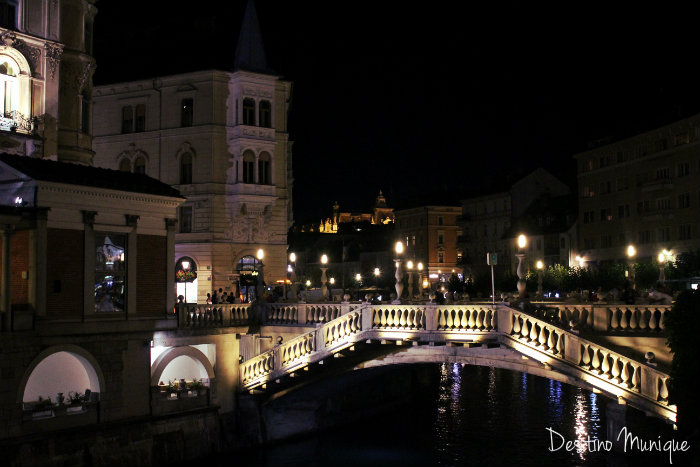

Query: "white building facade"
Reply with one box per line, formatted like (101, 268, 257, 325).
(91, 4, 293, 303)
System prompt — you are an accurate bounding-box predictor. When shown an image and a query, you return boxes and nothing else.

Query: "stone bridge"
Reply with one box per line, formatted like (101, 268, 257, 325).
(236, 302, 675, 422)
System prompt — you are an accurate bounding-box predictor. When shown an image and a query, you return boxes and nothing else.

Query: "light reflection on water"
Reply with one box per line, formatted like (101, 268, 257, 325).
(215, 364, 676, 467)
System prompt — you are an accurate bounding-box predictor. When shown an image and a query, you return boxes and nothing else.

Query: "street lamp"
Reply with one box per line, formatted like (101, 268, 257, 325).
(416, 262, 425, 299)
(536, 260, 544, 298)
(406, 260, 414, 301)
(373, 267, 380, 299)
(626, 244, 636, 289)
(256, 249, 265, 301)
(658, 251, 666, 285)
(289, 252, 298, 300)
(393, 241, 404, 304)
(515, 234, 527, 298)
(181, 260, 190, 303)
(355, 273, 362, 301)
(320, 254, 329, 301)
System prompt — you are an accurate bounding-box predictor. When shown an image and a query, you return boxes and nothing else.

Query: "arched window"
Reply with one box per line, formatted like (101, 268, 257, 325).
(134, 104, 146, 132)
(180, 152, 192, 184)
(258, 152, 271, 184)
(181, 98, 193, 127)
(259, 100, 271, 128)
(242, 150, 255, 184)
(0, 55, 18, 117)
(119, 158, 131, 172)
(242, 98, 255, 125)
(121, 106, 133, 133)
(134, 156, 146, 174)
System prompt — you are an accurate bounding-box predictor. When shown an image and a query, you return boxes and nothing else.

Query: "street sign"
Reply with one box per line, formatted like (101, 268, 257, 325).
(487, 252, 498, 266)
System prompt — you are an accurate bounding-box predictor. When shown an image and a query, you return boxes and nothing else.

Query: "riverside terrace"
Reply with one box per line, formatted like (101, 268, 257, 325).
(177, 298, 676, 423)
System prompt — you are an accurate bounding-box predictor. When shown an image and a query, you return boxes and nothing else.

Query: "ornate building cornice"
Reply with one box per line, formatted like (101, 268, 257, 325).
(45, 42, 64, 80)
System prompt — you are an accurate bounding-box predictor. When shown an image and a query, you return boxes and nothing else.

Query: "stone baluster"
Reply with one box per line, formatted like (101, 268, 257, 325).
(520, 318, 529, 340)
(631, 364, 640, 391)
(556, 332, 565, 355)
(610, 308, 619, 330)
(512, 313, 521, 335)
(619, 308, 628, 330)
(590, 347, 600, 372)
(538, 324, 547, 348)
(657, 309, 665, 331)
(580, 343, 591, 368)
(601, 351, 610, 378)
(476, 309, 484, 330)
(659, 377, 669, 403)
(547, 328, 556, 352)
(529, 319, 538, 342)
(628, 308, 638, 330)
(611, 356, 621, 383)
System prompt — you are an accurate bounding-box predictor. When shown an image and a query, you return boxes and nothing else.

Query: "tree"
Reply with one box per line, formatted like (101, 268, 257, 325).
(664, 289, 700, 440)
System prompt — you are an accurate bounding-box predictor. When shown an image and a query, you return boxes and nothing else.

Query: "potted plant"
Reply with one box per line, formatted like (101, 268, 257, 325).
(31, 396, 54, 418)
(188, 378, 205, 396)
(166, 380, 179, 398)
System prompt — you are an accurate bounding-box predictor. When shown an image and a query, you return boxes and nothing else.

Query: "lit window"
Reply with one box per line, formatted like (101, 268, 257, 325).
(0, 55, 19, 118)
(95, 233, 126, 312)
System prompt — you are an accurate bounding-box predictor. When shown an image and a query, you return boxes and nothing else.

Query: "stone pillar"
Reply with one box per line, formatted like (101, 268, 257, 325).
(165, 218, 177, 316)
(29, 209, 49, 316)
(82, 210, 96, 317)
(606, 401, 627, 452)
(125, 215, 139, 317)
(1, 225, 13, 331)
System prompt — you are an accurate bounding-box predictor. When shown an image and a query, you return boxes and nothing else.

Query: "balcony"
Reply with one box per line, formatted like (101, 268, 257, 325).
(230, 125, 275, 141)
(0, 111, 38, 135)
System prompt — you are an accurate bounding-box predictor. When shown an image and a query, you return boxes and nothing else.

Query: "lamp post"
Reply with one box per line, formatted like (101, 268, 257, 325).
(329, 277, 335, 301)
(289, 252, 298, 301)
(181, 260, 190, 303)
(256, 249, 265, 301)
(355, 273, 362, 301)
(626, 244, 636, 290)
(658, 251, 666, 285)
(406, 260, 414, 301)
(393, 241, 404, 304)
(515, 234, 527, 298)
(417, 262, 424, 299)
(373, 267, 380, 300)
(320, 254, 329, 301)
(536, 260, 544, 298)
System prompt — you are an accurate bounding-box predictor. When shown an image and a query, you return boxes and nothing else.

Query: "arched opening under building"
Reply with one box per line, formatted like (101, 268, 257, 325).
(175, 256, 198, 303)
(236, 254, 262, 303)
(22, 350, 101, 403)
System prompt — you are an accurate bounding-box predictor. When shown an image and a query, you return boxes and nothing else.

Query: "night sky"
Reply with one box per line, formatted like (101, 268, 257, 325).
(93, 1, 699, 224)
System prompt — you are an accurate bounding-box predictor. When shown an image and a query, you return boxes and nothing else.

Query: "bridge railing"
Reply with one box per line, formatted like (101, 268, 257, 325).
(526, 303, 671, 335)
(499, 307, 671, 409)
(261, 303, 360, 326)
(176, 303, 252, 328)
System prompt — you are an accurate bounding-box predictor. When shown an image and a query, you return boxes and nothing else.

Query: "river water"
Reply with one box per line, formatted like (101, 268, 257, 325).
(216, 364, 688, 466)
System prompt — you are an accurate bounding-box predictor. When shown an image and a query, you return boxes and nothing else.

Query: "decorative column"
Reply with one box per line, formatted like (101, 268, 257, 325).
(82, 211, 96, 317)
(1, 225, 13, 331)
(165, 218, 178, 316)
(126, 215, 139, 317)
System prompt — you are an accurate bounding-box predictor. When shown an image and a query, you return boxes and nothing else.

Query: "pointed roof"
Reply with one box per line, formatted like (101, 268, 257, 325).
(234, 0, 272, 74)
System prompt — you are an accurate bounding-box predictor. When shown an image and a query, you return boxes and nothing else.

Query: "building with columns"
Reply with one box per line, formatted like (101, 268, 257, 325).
(0, 0, 96, 164)
(90, 1, 293, 302)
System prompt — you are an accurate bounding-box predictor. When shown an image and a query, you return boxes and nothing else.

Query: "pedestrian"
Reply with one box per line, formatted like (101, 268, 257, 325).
(221, 291, 228, 303)
(206, 293, 212, 304)
(212, 290, 219, 304)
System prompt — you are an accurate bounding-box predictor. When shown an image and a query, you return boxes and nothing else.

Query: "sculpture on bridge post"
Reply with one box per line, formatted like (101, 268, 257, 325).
(392, 241, 404, 304)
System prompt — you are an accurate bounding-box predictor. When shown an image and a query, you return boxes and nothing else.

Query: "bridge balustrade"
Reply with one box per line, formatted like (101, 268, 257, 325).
(176, 303, 251, 328)
(261, 303, 359, 326)
(240, 302, 675, 421)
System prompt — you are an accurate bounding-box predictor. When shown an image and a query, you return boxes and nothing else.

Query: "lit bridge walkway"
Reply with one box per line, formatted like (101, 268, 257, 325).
(239, 302, 675, 422)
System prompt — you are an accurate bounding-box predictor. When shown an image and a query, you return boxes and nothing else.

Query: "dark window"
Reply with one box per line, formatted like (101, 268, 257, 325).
(134, 156, 146, 174)
(243, 98, 255, 125)
(181, 98, 193, 127)
(179, 206, 192, 233)
(179, 152, 192, 184)
(95, 233, 126, 312)
(119, 158, 131, 172)
(259, 100, 271, 127)
(242, 152, 255, 183)
(258, 153, 271, 184)
(134, 104, 145, 132)
(121, 106, 133, 134)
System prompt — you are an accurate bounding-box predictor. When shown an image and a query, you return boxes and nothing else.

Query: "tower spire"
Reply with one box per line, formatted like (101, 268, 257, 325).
(234, 0, 270, 73)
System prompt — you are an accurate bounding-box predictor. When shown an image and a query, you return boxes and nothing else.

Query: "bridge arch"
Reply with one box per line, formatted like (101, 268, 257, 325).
(17, 344, 105, 403)
(150, 345, 215, 385)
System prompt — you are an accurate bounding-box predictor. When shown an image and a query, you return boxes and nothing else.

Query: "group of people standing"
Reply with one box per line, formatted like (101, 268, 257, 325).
(206, 288, 240, 305)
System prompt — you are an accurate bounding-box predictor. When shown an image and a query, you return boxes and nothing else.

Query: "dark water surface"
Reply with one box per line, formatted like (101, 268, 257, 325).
(209, 364, 690, 466)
